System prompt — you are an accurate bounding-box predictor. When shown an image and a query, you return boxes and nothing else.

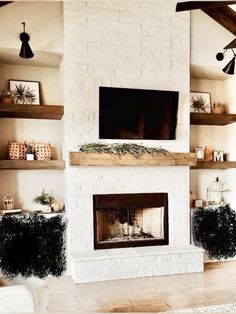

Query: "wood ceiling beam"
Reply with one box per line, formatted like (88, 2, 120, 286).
(176, 1, 236, 12)
(202, 6, 236, 35)
(0, 2, 12, 7)
(224, 38, 236, 49)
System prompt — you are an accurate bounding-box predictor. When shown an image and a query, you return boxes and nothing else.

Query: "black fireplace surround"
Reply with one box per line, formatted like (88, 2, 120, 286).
(93, 193, 169, 249)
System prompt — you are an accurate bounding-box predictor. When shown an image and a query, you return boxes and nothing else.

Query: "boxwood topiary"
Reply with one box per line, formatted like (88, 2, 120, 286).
(0, 213, 66, 279)
(193, 204, 236, 260)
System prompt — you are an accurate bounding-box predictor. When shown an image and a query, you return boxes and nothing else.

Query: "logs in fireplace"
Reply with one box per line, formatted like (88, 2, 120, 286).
(93, 193, 169, 249)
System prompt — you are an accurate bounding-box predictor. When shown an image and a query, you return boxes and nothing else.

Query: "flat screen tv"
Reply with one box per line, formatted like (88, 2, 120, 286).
(99, 87, 179, 140)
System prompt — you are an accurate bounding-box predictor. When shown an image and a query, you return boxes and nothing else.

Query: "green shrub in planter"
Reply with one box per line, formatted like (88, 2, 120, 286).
(0, 214, 66, 279)
(193, 204, 236, 260)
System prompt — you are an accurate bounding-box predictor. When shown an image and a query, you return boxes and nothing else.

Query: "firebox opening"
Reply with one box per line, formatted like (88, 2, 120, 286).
(93, 193, 168, 249)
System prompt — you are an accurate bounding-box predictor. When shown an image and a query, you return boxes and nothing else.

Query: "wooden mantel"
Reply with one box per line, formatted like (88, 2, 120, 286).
(69, 152, 196, 167)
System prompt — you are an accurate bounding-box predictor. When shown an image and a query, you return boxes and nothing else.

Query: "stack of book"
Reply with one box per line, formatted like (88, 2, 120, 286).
(0, 209, 22, 216)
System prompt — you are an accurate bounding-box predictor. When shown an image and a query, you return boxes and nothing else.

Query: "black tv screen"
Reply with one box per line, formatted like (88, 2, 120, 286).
(99, 87, 179, 140)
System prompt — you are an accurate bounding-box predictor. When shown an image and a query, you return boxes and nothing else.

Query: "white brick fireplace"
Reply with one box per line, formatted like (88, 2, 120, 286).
(64, 0, 204, 283)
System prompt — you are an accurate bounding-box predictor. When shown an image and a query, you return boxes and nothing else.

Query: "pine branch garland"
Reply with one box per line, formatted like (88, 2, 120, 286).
(78, 143, 169, 159)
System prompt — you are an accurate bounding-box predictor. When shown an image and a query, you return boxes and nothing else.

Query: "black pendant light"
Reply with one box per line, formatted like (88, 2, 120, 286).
(216, 38, 236, 75)
(19, 22, 34, 59)
(222, 55, 235, 75)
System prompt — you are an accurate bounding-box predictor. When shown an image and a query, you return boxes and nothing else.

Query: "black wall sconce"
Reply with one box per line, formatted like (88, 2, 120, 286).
(216, 38, 236, 75)
(19, 22, 34, 59)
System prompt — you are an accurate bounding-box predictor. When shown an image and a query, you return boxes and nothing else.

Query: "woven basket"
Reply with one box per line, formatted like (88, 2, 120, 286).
(34, 143, 52, 160)
(8, 142, 25, 160)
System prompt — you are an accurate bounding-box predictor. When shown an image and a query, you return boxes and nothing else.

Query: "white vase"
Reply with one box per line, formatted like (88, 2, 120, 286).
(26, 154, 34, 160)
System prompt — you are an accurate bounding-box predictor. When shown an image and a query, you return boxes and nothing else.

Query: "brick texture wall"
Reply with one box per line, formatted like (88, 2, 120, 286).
(63, 1, 191, 254)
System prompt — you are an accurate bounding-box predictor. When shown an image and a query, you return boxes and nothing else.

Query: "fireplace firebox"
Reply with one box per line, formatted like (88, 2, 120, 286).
(93, 193, 168, 249)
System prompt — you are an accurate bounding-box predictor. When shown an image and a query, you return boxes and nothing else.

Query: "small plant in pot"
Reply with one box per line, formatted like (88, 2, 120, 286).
(25, 144, 35, 160)
(33, 189, 55, 213)
(2, 89, 14, 105)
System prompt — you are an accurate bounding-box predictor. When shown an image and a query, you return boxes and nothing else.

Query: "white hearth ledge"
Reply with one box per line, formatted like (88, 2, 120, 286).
(70, 245, 204, 283)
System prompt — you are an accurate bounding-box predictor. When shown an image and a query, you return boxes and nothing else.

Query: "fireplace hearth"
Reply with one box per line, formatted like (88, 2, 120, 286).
(93, 193, 168, 249)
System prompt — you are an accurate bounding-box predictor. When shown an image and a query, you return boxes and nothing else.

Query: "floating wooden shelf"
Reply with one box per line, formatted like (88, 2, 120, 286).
(0, 104, 64, 120)
(0, 160, 65, 170)
(69, 152, 196, 167)
(191, 161, 236, 169)
(190, 113, 236, 126)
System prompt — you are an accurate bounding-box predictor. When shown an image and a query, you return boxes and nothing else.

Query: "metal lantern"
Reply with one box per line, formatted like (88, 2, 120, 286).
(3, 194, 14, 210)
(207, 177, 230, 207)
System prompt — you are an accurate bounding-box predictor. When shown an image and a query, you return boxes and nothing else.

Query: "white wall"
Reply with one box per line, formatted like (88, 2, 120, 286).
(225, 75, 236, 111)
(64, 0, 191, 256)
(64, 0, 190, 152)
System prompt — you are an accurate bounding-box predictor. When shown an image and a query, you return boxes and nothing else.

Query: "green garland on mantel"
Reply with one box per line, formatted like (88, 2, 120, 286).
(78, 143, 169, 159)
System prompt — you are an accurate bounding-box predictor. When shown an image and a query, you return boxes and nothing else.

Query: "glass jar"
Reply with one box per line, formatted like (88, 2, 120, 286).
(3, 194, 14, 210)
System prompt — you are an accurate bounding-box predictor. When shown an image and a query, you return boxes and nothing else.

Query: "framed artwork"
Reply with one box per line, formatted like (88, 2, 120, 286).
(195, 147, 204, 160)
(190, 92, 211, 113)
(9, 79, 40, 105)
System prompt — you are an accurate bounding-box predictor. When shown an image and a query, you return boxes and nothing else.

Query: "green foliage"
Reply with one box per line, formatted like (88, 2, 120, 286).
(33, 189, 54, 206)
(25, 144, 34, 154)
(79, 143, 168, 159)
(193, 205, 236, 260)
(0, 214, 66, 279)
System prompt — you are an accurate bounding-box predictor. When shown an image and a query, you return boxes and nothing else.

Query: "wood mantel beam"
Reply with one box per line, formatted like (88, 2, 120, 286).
(69, 152, 197, 167)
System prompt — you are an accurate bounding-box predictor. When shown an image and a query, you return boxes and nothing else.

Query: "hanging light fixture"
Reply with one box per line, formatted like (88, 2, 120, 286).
(222, 55, 235, 75)
(216, 38, 236, 75)
(19, 22, 34, 59)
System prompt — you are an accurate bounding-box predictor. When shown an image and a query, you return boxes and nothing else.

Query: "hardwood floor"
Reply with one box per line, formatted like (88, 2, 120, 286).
(47, 261, 236, 312)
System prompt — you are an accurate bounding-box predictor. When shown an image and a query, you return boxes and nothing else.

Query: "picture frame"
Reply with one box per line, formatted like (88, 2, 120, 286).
(195, 147, 204, 160)
(9, 79, 40, 105)
(190, 91, 211, 113)
(195, 199, 204, 208)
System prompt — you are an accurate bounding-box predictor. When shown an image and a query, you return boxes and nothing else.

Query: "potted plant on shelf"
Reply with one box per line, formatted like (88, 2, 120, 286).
(2, 89, 14, 105)
(33, 189, 55, 213)
(25, 144, 35, 160)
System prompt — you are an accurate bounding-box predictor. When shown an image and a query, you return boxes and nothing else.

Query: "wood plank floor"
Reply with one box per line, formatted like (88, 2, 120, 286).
(47, 261, 236, 312)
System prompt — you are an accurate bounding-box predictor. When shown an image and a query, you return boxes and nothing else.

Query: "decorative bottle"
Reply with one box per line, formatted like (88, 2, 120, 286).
(3, 194, 14, 210)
